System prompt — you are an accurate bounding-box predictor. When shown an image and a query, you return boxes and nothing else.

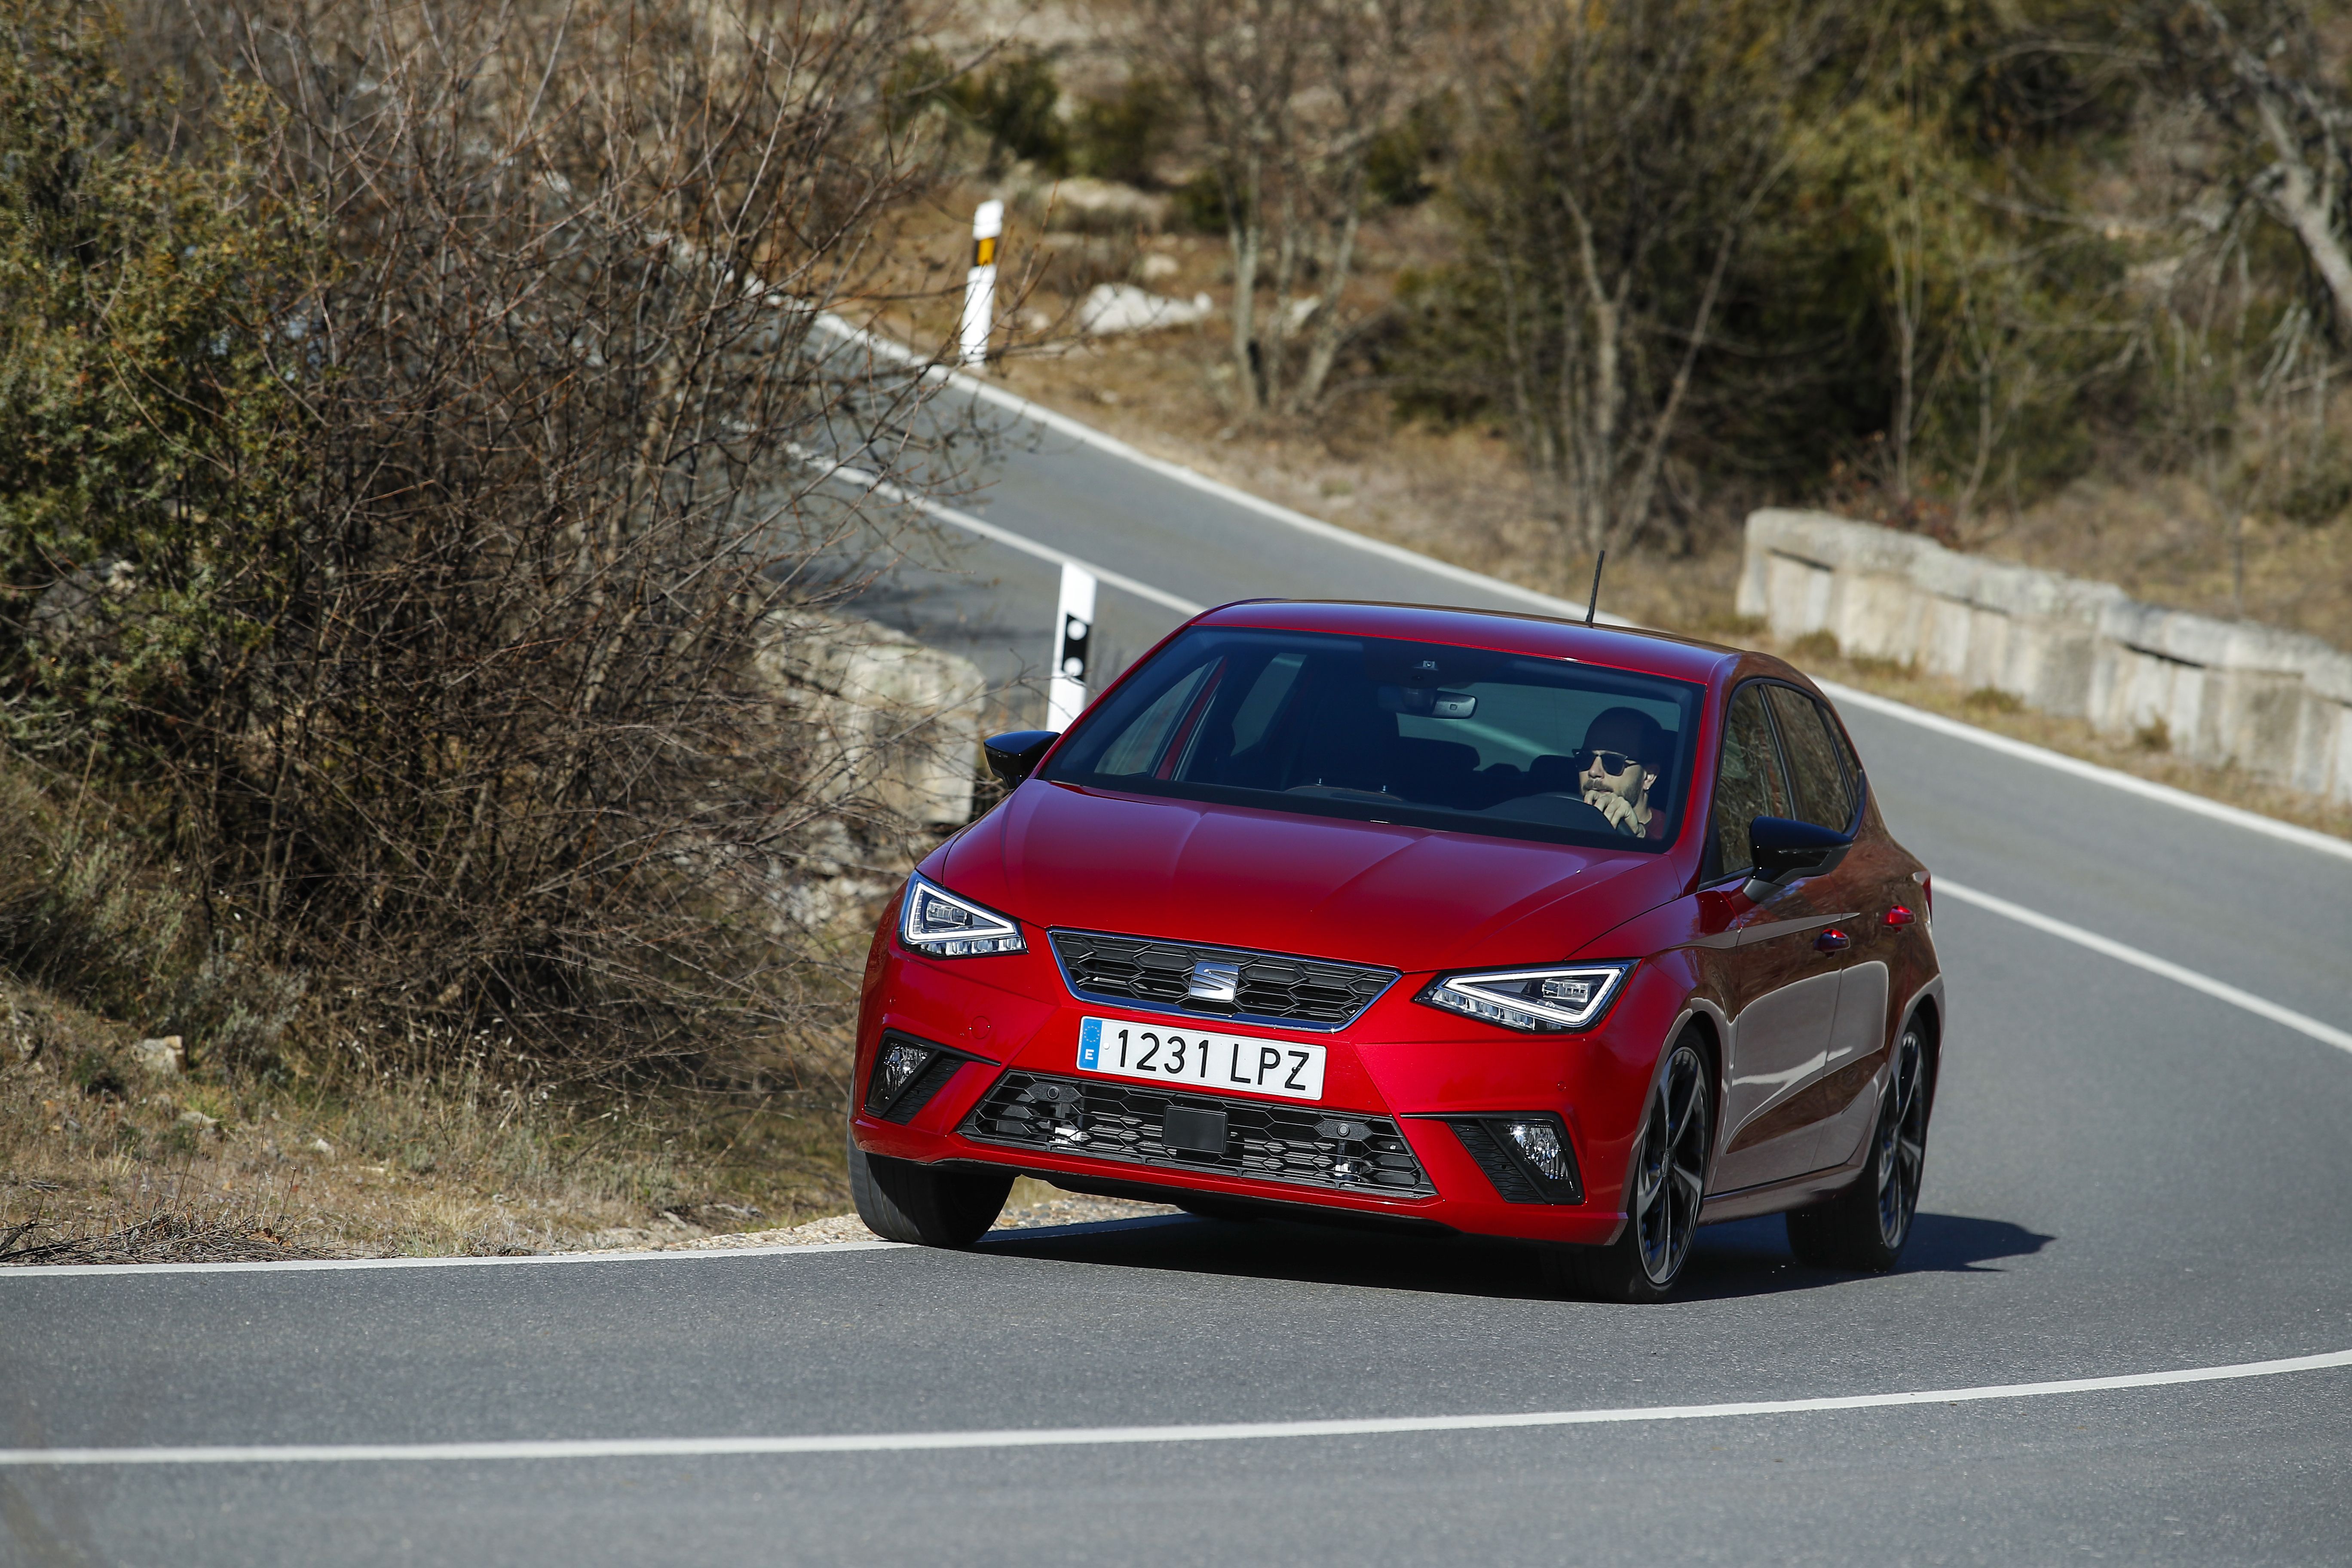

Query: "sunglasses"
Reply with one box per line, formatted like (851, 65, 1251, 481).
(1580, 748, 1641, 775)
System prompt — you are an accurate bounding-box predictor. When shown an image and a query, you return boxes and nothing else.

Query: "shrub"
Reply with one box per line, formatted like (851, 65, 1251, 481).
(1069, 76, 1173, 186)
(0, 0, 977, 1086)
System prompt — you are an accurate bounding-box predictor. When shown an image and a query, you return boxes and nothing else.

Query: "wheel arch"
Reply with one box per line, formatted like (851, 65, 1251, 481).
(1665, 1000, 1729, 1172)
(1596, 1004, 1726, 1246)
(1902, 989, 1944, 1117)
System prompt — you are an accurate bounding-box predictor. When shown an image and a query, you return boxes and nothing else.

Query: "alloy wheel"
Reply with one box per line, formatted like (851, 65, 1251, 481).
(1632, 1042, 1711, 1285)
(1873, 1027, 1928, 1250)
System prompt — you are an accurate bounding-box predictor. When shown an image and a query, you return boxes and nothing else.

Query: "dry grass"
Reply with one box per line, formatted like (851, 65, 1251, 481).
(1963, 475, 2352, 650)
(0, 977, 1175, 1263)
(0, 975, 860, 1263)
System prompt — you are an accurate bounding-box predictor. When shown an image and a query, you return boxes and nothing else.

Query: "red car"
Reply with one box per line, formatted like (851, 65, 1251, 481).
(848, 601, 1944, 1300)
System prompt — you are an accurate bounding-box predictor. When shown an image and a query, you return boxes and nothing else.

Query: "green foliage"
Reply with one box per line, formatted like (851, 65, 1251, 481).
(0, 0, 318, 753)
(1363, 97, 1449, 208)
(69, 1046, 125, 1100)
(891, 45, 1120, 178)
(2279, 454, 2352, 526)
(962, 50, 1067, 170)
(1068, 76, 1172, 186)
(1174, 168, 1234, 234)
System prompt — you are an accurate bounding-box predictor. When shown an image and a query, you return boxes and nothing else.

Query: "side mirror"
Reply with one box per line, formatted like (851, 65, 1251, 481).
(1743, 815, 1852, 902)
(983, 730, 1060, 790)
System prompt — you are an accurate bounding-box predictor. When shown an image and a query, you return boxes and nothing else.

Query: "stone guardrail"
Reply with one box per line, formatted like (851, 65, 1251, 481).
(1738, 509, 2352, 805)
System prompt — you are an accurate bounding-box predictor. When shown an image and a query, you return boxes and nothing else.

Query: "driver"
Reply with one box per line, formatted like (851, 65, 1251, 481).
(1577, 707, 1670, 839)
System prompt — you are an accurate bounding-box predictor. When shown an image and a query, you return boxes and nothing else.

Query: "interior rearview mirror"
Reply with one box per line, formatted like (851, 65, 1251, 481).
(1377, 686, 1476, 719)
(1743, 815, 1853, 902)
(983, 730, 1060, 790)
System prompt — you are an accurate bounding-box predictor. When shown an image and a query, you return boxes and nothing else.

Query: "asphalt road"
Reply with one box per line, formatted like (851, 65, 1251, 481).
(6, 379, 2351, 1567)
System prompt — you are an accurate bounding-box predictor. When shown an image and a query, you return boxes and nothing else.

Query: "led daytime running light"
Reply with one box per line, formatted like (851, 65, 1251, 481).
(1418, 962, 1632, 1033)
(899, 873, 1027, 957)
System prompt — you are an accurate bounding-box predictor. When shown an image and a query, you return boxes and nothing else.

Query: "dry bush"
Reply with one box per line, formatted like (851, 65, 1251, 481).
(2, 0, 982, 1088)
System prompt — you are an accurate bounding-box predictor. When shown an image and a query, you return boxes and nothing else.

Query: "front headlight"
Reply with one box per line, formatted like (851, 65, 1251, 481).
(1415, 961, 1634, 1033)
(899, 873, 1027, 957)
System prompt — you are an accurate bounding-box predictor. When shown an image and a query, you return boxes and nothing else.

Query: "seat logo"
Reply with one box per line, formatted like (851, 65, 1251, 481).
(1186, 960, 1240, 1003)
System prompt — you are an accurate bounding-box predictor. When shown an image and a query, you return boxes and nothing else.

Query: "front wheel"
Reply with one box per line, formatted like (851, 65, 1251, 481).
(1542, 1035, 1712, 1303)
(1786, 1024, 1930, 1272)
(847, 1127, 1014, 1247)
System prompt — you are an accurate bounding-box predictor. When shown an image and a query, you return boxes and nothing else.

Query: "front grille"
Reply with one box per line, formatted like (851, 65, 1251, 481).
(1048, 930, 1396, 1030)
(963, 1072, 1436, 1197)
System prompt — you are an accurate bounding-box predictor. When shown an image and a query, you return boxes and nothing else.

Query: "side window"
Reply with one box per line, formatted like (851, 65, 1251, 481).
(1764, 685, 1855, 832)
(1712, 685, 1791, 878)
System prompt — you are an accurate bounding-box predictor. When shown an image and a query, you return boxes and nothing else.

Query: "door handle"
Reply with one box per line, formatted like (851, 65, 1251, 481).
(1814, 928, 1850, 952)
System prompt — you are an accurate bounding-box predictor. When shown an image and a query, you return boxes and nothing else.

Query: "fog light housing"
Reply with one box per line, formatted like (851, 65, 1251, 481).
(1433, 1112, 1583, 1204)
(862, 1032, 981, 1123)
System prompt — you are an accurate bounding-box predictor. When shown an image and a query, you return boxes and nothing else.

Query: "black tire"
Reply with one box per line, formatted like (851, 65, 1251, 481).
(1540, 1034, 1713, 1303)
(847, 1128, 1014, 1247)
(1786, 1023, 1931, 1272)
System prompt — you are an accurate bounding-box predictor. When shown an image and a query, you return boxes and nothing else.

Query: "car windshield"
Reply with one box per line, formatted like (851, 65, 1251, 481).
(1042, 626, 1703, 851)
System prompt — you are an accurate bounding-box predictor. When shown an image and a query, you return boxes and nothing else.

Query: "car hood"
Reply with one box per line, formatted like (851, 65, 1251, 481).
(930, 782, 1683, 973)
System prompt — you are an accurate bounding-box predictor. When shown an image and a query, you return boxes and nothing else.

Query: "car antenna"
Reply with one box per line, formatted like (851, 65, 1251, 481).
(1584, 550, 1607, 627)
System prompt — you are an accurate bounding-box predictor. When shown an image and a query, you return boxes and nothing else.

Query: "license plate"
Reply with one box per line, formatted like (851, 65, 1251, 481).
(1076, 1017, 1326, 1101)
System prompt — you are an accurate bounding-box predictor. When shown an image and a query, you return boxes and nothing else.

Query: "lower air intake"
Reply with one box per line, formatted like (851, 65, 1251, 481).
(963, 1073, 1436, 1198)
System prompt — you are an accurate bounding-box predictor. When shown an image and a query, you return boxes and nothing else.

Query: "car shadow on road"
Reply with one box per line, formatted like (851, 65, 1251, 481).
(1672, 1212, 2058, 1301)
(974, 1210, 2055, 1304)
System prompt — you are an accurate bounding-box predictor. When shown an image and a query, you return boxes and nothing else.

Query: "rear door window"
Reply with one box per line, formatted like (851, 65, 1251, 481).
(1764, 685, 1856, 832)
(1712, 684, 1792, 878)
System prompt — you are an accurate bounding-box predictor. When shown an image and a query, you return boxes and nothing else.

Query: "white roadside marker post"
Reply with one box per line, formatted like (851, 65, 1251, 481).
(1047, 562, 1097, 732)
(960, 200, 1003, 368)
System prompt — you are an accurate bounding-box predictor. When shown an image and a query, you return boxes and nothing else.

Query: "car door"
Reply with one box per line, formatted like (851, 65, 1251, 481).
(1708, 683, 1850, 1193)
(1767, 687, 1893, 1172)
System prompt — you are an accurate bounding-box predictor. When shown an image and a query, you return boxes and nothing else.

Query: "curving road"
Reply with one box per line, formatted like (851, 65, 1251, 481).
(6, 375, 2351, 1567)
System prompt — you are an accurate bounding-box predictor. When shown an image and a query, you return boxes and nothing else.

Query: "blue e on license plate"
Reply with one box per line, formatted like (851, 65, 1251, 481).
(1076, 1017, 1326, 1101)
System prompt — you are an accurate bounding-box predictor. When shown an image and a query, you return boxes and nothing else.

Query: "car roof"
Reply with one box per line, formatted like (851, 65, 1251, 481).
(1193, 599, 1743, 686)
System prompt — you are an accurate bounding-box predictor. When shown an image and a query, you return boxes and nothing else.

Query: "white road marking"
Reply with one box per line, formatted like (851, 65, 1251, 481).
(816, 313, 2352, 861)
(1936, 879, 2352, 1055)
(7, 1348, 2347, 1466)
(821, 456, 1205, 616)
(0, 1238, 906, 1279)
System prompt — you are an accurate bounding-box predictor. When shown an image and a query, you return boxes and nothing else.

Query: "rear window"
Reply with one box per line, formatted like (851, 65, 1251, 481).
(1043, 627, 1703, 851)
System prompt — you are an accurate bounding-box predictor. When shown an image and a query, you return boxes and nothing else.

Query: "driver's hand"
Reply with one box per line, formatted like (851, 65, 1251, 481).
(1585, 790, 1638, 833)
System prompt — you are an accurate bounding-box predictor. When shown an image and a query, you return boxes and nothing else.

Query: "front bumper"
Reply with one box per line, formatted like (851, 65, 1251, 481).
(851, 924, 1687, 1247)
